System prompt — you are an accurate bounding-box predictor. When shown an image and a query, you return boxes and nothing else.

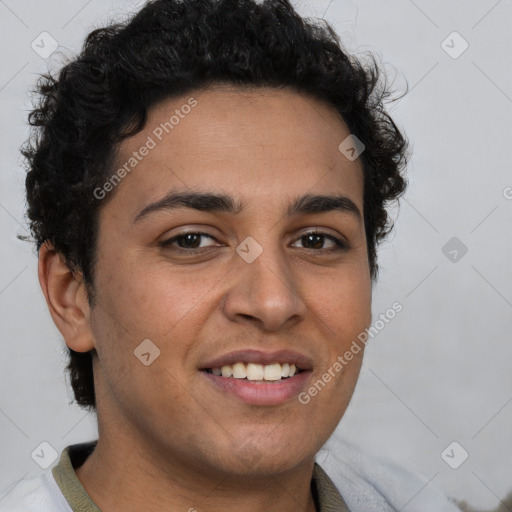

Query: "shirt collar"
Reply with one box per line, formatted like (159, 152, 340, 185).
(52, 441, 350, 512)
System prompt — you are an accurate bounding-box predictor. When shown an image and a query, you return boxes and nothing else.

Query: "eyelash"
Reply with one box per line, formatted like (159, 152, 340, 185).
(159, 231, 348, 253)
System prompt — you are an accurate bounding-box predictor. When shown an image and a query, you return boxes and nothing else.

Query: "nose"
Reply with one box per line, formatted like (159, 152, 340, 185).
(222, 245, 308, 332)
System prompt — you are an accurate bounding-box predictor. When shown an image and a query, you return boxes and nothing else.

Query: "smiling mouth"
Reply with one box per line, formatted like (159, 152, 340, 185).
(203, 362, 304, 382)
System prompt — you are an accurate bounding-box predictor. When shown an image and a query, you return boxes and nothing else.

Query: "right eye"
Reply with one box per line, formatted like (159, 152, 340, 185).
(160, 232, 221, 251)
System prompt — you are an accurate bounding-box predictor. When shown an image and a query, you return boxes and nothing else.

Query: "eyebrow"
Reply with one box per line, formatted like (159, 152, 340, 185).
(133, 190, 362, 223)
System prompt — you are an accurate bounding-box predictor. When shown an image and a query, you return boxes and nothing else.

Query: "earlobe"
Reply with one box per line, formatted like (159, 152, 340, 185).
(38, 242, 95, 353)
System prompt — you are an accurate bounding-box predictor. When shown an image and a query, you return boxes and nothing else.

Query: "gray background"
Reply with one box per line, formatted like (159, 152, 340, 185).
(1, 1, 511, 510)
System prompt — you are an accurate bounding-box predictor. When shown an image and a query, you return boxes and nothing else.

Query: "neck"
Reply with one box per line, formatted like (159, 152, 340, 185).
(74, 433, 318, 512)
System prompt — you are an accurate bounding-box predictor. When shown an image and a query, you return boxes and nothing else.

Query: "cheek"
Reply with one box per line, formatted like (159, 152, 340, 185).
(88, 259, 206, 420)
(308, 265, 372, 338)
(303, 264, 370, 401)
(94, 250, 220, 340)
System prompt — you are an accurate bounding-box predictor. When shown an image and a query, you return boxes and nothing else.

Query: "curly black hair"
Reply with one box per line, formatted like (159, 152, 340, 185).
(22, 0, 409, 411)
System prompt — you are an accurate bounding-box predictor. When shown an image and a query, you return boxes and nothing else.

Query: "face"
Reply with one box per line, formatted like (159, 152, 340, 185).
(87, 86, 372, 477)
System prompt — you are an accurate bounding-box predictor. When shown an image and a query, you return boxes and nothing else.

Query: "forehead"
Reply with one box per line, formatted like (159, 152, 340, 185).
(109, 85, 364, 217)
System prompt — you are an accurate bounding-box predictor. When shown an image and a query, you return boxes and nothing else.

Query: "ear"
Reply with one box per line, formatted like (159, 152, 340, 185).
(38, 241, 95, 352)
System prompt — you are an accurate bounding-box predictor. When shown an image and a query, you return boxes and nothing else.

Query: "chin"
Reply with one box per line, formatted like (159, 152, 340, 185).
(215, 436, 317, 478)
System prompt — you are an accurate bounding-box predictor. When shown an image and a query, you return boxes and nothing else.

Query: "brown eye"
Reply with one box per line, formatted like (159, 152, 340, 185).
(161, 232, 218, 250)
(292, 232, 346, 251)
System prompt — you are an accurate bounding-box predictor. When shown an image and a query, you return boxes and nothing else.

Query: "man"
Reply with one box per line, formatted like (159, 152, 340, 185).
(0, 0, 462, 510)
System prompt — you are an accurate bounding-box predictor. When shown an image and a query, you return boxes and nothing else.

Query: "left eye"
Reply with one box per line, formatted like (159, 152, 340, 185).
(291, 232, 345, 251)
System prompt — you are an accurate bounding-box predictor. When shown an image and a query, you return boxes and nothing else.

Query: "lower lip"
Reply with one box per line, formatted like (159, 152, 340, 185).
(201, 371, 311, 406)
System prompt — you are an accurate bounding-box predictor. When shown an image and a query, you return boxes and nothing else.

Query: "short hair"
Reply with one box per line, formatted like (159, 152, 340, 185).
(22, 0, 409, 410)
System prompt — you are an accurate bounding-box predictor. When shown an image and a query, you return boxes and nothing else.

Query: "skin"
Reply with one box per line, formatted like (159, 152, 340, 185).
(39, 85, 372, 512)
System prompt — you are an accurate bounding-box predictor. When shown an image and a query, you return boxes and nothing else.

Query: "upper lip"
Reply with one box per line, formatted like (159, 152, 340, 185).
(200, 349, 313, 371)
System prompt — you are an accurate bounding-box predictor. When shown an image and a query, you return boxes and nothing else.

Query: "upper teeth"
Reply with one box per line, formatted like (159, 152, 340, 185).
(210, 363, 298, 380)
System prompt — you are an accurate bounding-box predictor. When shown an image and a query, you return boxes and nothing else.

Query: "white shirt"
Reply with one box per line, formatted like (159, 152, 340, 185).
(0, 472, 72, 512)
